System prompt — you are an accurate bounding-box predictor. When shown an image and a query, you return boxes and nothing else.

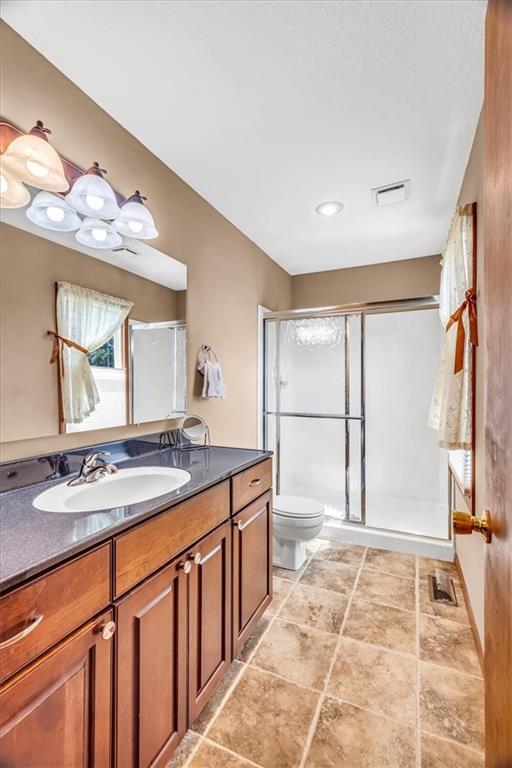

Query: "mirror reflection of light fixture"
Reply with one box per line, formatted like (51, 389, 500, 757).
(75, 217, 122, 249)
(284, 316, 343, 349)
(177, 415, 210, 450)
(26, 191, 81, 231)
(0, 163, 30, 208)
(65, 162, 120, 219)
(113, 190, 158, 240)
(1, 121, 68, 192)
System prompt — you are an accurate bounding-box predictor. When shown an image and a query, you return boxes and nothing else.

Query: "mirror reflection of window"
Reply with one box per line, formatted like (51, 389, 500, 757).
(67, 325, 128, 434)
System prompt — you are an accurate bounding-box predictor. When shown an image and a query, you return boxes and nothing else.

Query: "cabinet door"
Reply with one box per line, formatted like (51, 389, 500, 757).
(188, 521, 232, 723)
(232, 491, 272, 657)
(115, 558, 187, 768)
(0, 611, 113, 768)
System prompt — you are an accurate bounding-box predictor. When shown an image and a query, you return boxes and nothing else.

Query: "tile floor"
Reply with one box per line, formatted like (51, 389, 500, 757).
(169, 539, 484, 768)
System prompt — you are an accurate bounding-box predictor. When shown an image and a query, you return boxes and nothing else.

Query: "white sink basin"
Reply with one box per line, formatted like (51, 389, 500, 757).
(33, 466, 191, 513)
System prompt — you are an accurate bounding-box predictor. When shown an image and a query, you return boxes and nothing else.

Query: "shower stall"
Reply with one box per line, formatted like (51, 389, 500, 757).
(263, 298, 452, 558)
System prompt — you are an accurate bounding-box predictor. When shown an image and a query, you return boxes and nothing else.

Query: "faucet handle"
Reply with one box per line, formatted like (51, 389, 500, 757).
(84, 451, 110, 468)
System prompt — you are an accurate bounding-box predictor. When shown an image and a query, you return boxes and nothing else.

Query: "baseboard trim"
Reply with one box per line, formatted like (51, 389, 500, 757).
(455, 553, 484, 675)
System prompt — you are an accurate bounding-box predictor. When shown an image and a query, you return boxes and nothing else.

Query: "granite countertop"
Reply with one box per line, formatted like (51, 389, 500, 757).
(0, 445, 271, 593)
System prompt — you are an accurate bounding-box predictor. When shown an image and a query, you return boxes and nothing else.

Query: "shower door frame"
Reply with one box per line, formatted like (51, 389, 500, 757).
(263, 295, 440, 530)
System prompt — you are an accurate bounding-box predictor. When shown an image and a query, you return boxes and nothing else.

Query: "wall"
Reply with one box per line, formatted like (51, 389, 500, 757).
(0, 223, 181, 446)
(291, 254, 441, 308)
(0, 21, 292, 460)
(454, 113, 486, 647)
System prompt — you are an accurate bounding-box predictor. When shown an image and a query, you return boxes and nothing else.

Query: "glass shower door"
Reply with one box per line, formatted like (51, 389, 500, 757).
(264, 312, 365, 523)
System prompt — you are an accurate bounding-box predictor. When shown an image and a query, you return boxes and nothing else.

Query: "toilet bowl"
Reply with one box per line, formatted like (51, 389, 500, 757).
(273, 495, 325, 570)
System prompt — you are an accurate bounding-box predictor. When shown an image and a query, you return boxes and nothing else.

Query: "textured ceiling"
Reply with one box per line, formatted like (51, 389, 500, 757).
(2, 0, 486, 274)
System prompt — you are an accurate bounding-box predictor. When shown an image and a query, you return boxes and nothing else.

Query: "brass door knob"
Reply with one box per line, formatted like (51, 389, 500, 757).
(453, 509, 492, 543)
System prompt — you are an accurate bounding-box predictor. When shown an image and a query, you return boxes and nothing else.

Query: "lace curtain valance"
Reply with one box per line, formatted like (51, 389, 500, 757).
(429, 203, 477, 450)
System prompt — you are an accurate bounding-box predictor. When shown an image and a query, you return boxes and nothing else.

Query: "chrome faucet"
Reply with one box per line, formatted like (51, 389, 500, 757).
(67, 451, 118, 487)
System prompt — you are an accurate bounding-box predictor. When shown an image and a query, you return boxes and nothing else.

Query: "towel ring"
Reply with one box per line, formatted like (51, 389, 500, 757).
(197, 344, 218, 366)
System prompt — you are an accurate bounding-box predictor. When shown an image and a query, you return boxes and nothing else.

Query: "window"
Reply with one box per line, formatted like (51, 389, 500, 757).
(66, 325, 127, 433)
(449, 449, 472, 495)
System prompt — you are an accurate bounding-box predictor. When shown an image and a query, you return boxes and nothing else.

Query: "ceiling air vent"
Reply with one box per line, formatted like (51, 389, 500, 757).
(111, 245, 138, 256)
(372, 179, 411, 207)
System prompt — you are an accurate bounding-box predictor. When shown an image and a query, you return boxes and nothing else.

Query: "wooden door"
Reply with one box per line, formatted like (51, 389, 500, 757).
(232, 491, 272, 656)
(188, 521, 232, 723)
(484, 1, 512, 765)
(0, 611, 113, 767)
(115, 558, 187, 768)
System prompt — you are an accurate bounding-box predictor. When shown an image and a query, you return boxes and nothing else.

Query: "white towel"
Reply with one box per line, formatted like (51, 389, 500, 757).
(198, 360, 225, 399)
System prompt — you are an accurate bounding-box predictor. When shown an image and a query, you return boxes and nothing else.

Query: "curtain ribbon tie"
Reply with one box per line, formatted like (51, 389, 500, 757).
(47, 331, 88, 375)
(445, 289, 478, 374)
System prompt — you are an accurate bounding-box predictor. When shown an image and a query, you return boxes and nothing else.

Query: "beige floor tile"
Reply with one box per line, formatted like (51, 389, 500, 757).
(327, 637, 417, 724)
(418, 557, 458, 581)
(208, 666, 319, 768)
(315, 539, 366, 566)
(364, 547, 416, 578)
(267, 577, 294, 616)
(418, 577, 470, 625)
(165, 730, 202, 768)
(299, 557, 358, 595)
(188, 741, 255, 768)
(236, 614, 272, 663)
(279, 582, 348, 634)
(191, 661, 245, 734)
(419, 662, 484, 752)
(343, 598, 417, 655)
(356, 568, 416, 611)
(273, 562, 306, 581)
(251, 618, 337, 690)
(304, 696, 416, 767)
(420, 733, 484, 768)
(419, 615, 481, 676)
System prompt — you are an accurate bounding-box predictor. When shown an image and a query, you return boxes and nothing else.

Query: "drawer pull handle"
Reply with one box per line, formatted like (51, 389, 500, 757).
(249, 478, 261, 487)
(100, 621, 116, 641)
(179, 560, 192, 574)
(0, 615, 43, 649)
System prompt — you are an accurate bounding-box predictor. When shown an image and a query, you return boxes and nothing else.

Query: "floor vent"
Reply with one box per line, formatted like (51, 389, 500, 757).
(372, 179, 410, 206)
(428, 569, 458, 606)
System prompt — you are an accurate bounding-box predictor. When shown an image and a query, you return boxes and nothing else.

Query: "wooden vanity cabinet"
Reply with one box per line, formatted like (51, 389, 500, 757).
(188, 520, 232, 722)
(115, 556, 188, 768)
(232, 490, 273, 656)
(0, 611, 113, 768)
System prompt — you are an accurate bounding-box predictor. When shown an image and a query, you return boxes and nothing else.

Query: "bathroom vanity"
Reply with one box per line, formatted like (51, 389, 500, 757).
(0, 443, 272, 767)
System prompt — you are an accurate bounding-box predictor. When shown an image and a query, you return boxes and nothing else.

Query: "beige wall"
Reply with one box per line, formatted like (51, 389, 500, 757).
(0, 22, 292, 460)
(454, 113, 486, 647)
(0, 223, 180, 446)
(291, 254, 441, 309)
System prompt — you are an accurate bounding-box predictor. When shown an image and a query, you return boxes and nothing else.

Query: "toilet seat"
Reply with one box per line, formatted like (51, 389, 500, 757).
(273, 495, 324, 520)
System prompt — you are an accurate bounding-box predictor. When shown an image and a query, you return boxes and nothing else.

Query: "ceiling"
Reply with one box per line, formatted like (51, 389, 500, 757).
(2, 1, 486, 275)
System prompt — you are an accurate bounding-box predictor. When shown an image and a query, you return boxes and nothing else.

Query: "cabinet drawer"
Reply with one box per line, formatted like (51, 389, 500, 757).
(232, 459, 272, 513)
(0, 544, 111, 683)
(114, 481, 230, 596)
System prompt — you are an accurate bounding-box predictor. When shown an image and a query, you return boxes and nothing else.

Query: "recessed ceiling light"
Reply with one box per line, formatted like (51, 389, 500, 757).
(315, 200, 343, 216)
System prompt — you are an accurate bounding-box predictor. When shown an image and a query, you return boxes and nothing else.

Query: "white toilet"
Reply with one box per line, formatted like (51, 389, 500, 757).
(272, 495, 325, 570)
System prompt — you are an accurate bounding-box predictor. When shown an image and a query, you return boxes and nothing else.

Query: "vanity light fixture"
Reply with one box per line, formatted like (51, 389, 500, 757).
(315, 200, 344, 216)
(76, 217, 122, 250)
(26, 191, 81, 232)
(65, 162, 120, 219)
(1, 121, 68, 193)
(0, 163, 31, 208)
(113, 191, 158, 240)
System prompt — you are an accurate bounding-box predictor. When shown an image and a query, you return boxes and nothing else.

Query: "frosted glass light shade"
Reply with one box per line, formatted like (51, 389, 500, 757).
(26, 191, 81, 232)
(66, 163, 120, 218)
(76, 217, 122, 249)
(0, 164, 30, 209)
(2, 121, 68, 193)
(113, 191, 158, 240)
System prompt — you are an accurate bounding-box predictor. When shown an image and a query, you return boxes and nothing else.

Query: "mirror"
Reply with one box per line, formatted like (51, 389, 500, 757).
(0, 204, 187, 443)
(177, 415, 210, 449)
